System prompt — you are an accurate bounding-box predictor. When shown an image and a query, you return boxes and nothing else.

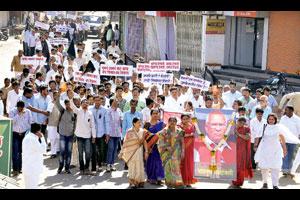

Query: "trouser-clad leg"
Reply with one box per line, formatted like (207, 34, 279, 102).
(270, 168, 280, 187)
(84, 138, 92, 170)
(261, 169, 269, 184)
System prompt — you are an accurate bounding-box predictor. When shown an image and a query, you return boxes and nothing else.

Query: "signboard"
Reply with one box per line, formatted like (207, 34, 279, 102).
(149, 60, 180, 73)
(100, 65, 133, 76)
(234, 11, 256, 18)
(179, 75, 211, 91)
(136, 63, 152, 73)
(74, 71, 100, 85)
(0, 117, 13, 176)
(66, 14, 76, 20)
(194, 108, 236, 180)
(206, 19, 225, 34)
(142, 73, 173, 85)
(49, 38, 69, 46)
(20, 56, 46, 66)
(46, 11, 58, 17)
(162, 111, 182, 125)
(34, 21, 50, 30)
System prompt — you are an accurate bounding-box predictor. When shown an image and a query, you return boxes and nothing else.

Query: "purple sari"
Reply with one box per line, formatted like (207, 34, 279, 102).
(146, 121, 165, 181)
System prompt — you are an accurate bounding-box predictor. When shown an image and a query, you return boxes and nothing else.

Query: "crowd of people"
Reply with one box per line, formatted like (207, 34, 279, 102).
(2, 15, 300, 189)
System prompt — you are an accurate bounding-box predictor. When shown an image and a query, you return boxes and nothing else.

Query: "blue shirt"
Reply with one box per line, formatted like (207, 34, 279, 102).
(267, 95, 278, 108)
(105, 108, 122, 138)
(250, 105, 272, 120)
(122, 110, 143, 139)
(33, 94, 51, 124)
(90, 106, 107, 138)
(9, 107, 32, 133)
(19, 95, 35, 108)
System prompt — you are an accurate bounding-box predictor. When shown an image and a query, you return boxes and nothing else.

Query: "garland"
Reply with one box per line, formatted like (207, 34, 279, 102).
(191, 113, 235, 173)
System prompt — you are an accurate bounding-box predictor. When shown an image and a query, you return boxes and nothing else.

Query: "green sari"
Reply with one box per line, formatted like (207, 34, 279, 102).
(158, 127, 184, 188)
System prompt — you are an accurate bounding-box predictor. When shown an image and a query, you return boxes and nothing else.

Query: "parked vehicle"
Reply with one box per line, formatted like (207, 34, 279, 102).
(247, 72, 294, 96)
(0, 28, 9, 41)
(82, 15, 106, 37)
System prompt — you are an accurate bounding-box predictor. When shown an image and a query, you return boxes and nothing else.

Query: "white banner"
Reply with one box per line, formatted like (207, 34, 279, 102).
(100, 65, 133, 76)
(56, 26, 69, 33)
(179, 75, 211, 91)
(46, 11, 58, 17)
(66, 14, 76, 20)
(142, 73, 173, 85)
(148, 60, 180, 73)
(34, 21, 50, 30)
(136, 63, 152, 73)
(74, 71, 100, 85)
(20, 56, 46, 66)
(49, 38, 69, 46)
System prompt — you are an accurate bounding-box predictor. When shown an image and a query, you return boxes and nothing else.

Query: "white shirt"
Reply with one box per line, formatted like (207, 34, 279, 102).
(70, 100, 96, 139)
(0, 100, 3, 116)
(164, 96, 184, 112)
(24, 30, 31, 44)
(107, 45, 121, 55)
(6, 90, 22, 113)
(280, 114, 300, 144)
(22, 132, 47, 175)
(141, 107, 151, 123)
(189, 95, 205, 109)
(35, 79, 45, 87)
(28, 33, 37, 47)
(250, 117, 267, 143)
(222, 91, 242, 109)
(45, 69, 58, 84)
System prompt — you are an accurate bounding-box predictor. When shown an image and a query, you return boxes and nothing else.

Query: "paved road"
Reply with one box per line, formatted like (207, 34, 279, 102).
(11, 154, 300, 189)
(1, 36, 300, 189)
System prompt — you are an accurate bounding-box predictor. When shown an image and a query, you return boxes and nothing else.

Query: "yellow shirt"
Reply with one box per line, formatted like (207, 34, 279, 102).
(11, 55, 24, 72)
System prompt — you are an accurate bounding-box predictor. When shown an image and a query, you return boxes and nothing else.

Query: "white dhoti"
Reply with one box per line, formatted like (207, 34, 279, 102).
(47, 126, 60, 155)
(24, 173, 40, 189)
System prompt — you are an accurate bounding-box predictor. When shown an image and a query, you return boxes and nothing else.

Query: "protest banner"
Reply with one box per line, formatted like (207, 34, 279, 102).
(162, 111, 182, 125)
(179, 75, 211, 91)
(142, 73, 173, 85)
(74, 71, 100, 85)
(46, 11, 58, 16)
(67, 14, 77, 20)
(100, 65, 133, 76)
(0, 117, 12, 176)
(34, 21, 50, 30)
(49, 38, 69, 46)
(136, 63, 152, 73)
(193, 108, 236, 180)
(56, 26, 69, 33)
(165, 60, 180, 71)
(148, 60, 166, 73)
(20, 56, 46, 66)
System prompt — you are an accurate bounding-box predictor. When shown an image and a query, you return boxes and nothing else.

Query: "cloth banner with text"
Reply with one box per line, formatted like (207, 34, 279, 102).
(20, 56, 46, 66)
(100, 65, 133, 76)
(193, 108, 236, 181)
(179, 75, 211, 91)
(74, 71, 100, 85)
(34, 21, 50, 30)
(142, 73, 173, 85)
(49, 38, 69, 46)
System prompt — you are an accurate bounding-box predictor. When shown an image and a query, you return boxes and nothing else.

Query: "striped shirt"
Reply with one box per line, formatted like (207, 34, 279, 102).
(9, 107, 32, 133)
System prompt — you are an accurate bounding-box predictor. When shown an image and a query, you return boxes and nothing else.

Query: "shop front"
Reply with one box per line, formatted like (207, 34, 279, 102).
(223, 11, 269, 69)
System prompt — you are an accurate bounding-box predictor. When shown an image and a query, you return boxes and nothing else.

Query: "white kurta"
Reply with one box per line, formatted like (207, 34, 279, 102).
(22, 132, 47, 189)
(254, 124, 284, 170)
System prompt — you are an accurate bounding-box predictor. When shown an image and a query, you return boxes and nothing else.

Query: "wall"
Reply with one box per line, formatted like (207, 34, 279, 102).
(0, 11, 9, 28)
(267, 11, 300, 74)
(205, 34, 225, 65)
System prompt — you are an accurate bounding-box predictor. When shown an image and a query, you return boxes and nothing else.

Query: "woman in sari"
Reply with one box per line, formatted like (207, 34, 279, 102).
(145, 109, 165, 185)
(231, 117, 253, 188)
(158, 117, 185, 188)
(119, 117, 148, 188)
(178, 114, 197, 187)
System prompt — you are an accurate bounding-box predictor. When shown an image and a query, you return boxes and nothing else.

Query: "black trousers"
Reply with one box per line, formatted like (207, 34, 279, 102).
(91, 136, 108, 171)
(251, 143, 256, 169)
(29, 47, 35, 56)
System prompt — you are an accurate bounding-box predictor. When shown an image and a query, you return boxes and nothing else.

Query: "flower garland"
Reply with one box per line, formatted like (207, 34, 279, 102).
(191, 113, 235, 173)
